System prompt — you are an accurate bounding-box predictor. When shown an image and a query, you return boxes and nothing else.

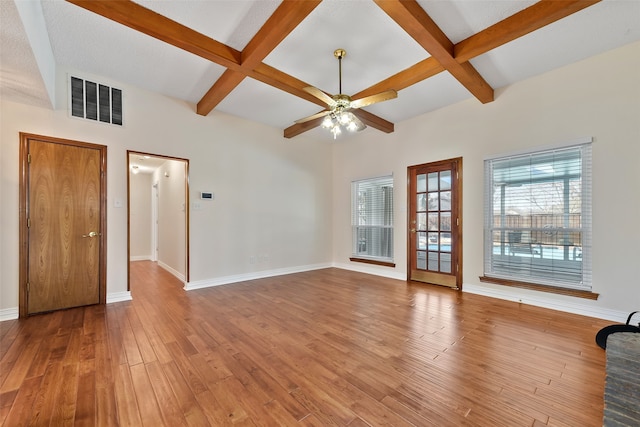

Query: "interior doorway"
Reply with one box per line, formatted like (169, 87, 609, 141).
(127, 151, 190, 291)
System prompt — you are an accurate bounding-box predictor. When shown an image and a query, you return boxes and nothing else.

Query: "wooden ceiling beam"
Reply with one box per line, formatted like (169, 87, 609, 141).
(241, 1, 321, 69)
(66, 0, 242, 69)
(250, 63, 328, 107)
(455, 0, 602, 63)
(352, 57, 444, 100)
(375, 0, 494, 104)
(197, 0, 321, 116)
(357, 0, 599, 105)
(197, 70, 246, 116)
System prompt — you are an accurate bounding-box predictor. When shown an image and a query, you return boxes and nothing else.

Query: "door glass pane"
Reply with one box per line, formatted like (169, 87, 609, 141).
(428, 213, 439, 231)
(427, 193, 439, 211)
(417, 194, 426, 211)
(440, 191, 451, 211)
(427, 173, 439, 191)
(440, 253, 451, 273)
(441, 212, 451, 231)
(417, 213, 426, 231)
(441, 232, 452, 252)
(417, 174, 426, 193)
(417, 251, 426, 270)
(440, 170, 451, 190)
(428, 232, 438, 250)
(428, 252, 439, 271)
(417, 232, 427, 250)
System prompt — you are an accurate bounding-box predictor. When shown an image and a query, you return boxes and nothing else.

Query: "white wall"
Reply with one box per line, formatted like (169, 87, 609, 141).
(0, 67, 333, 314)
(129, 171, 152, 260)
(2, 42, 638, 322)
(155, 159, 186, 279)
(332, 41, 640, 321)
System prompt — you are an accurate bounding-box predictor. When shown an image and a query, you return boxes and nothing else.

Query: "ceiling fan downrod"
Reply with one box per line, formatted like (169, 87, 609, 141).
(334, 48, 346, 94)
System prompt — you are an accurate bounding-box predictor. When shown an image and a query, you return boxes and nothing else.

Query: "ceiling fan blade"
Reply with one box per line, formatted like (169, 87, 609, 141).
(294, 110, 330, 124)
(303, 86, 337, 107)
(349, 90, 397, 109)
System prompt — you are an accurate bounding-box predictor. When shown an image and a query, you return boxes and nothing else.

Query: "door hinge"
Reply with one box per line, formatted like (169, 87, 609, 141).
(27, 218, 31, 228)
(27, 153, 32, 164)
(457, 218, 459, 226)
(26, 282, 30, 293)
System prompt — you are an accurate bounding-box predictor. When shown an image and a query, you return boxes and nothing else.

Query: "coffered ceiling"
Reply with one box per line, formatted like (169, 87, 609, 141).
(2, 0, 639, 140)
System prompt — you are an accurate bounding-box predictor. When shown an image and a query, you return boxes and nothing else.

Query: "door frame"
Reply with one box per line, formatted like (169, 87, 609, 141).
(126, 151, 190, 289)
(407, 157, 463, 289)
(19, 133, 108, 317)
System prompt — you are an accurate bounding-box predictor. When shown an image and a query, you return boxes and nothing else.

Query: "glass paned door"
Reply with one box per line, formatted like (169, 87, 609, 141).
(408, 158, 462, 289)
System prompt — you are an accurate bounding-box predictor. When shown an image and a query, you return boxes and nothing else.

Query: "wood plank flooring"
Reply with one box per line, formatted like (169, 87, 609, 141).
(1, 262, 610, 426)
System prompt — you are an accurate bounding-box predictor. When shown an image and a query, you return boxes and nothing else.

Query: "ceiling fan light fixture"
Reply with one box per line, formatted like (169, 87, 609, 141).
(294, 49, 397, 139)
(331, 124, 341, 139)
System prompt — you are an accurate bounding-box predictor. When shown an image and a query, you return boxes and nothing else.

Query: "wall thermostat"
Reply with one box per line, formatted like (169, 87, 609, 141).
(200, 191, 214, 200)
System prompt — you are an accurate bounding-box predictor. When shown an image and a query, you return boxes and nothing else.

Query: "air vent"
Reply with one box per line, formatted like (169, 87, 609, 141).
(70, 76, 123, 126)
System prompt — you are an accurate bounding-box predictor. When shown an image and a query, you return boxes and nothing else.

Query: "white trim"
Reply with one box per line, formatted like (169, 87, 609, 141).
(332, 262, 406, 281)
(0, 307, 19, 322)
(463, 283, 627, 322)
(185, 263, 332, 291)
(107, 291, 132, 303)
(158, 260, 185, 282)
(484, 136, 593, 161)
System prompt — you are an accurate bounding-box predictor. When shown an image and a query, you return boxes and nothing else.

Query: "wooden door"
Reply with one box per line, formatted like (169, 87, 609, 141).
(20, 134, 107, 316)
(408, 158, 462, 289)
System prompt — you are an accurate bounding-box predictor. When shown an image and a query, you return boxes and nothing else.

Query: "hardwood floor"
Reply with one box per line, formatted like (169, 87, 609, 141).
(1, 262, 610, 426)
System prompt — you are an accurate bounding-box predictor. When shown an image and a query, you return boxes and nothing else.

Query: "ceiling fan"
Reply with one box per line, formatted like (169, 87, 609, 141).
(294, 49, 397, 139)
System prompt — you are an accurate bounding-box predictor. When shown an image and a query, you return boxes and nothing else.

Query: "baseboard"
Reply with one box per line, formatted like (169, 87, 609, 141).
(185, 262, 332, 291)
(107, 291, 132, 303)
(332, 261, 406, 281)
(0, 307, 19, 322)
(158, 261, 186, 282)
(130, 255, 152, 261)
(463, 283, 628, 322)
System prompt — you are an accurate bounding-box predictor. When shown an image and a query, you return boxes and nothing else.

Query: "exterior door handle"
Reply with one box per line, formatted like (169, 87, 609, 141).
(410, 229, 416, 233)
(82, 231, 99, 238)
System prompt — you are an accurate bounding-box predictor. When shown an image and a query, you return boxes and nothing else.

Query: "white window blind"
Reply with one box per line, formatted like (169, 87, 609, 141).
(351, 176, 394, 262)
(483, 142, 592, 289)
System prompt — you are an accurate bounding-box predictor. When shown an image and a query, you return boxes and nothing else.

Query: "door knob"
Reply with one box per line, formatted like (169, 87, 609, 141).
(82, 231, 98, 238)
(410, 228, 416, 233)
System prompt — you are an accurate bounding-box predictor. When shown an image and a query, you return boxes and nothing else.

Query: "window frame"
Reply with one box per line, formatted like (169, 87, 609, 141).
(482, 139, 593, 294)
(350, 175, 395, 266)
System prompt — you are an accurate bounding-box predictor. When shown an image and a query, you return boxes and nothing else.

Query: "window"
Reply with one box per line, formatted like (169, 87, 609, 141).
(483, 140, 592, 290)
(351, 175, 394, 264)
